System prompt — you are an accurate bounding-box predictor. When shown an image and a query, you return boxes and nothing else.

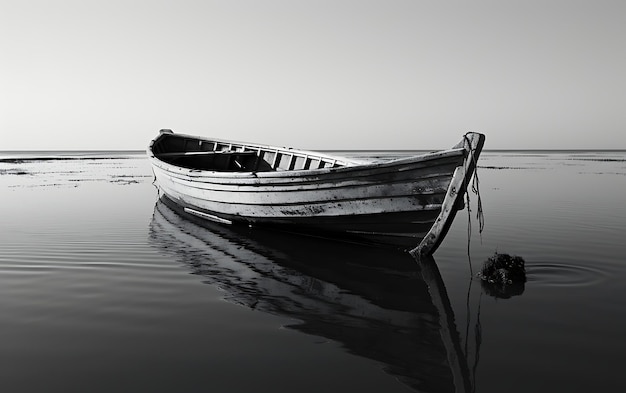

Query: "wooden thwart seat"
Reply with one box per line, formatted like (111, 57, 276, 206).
(158, 151, 257, 158)
(156, 148, 343, 172)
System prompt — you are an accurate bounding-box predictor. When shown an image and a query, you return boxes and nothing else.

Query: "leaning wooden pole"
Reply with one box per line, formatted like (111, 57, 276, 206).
(411, 133, 485, 258)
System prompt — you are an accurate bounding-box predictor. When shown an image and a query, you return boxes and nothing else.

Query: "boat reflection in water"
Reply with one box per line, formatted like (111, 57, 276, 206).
(149, 196, 472, 393)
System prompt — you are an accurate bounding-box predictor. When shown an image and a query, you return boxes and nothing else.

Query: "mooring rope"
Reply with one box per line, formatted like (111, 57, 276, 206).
(463, 133, 485, 274)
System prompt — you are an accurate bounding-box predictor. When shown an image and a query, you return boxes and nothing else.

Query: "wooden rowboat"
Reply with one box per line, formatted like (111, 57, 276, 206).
(148, 129, 485, 257)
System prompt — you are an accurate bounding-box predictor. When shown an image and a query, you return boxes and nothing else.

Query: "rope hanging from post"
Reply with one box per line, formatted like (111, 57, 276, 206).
(463, 133, 485, 271)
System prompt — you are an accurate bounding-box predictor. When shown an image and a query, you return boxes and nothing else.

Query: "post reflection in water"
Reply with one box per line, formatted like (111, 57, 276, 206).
(149, 196, 473, 393)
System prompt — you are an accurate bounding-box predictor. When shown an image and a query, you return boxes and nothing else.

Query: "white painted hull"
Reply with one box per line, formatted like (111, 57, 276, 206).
(148, 130, 485, 256)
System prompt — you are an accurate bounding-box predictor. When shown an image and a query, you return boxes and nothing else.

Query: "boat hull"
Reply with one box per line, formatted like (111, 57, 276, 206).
(148, 131, 485, 255)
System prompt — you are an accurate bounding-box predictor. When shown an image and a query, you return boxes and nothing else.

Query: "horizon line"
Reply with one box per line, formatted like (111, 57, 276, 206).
(1, 148, 626, 153)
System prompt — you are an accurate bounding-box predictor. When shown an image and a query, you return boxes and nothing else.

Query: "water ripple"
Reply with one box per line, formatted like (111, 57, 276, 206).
(526, 262, 610, 287)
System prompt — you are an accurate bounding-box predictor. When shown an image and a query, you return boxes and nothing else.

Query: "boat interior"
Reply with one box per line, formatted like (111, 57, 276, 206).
(151, 132, 351, 172)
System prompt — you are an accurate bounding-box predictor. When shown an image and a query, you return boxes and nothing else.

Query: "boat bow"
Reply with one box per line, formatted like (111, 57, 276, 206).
(411, 132, 485, 258)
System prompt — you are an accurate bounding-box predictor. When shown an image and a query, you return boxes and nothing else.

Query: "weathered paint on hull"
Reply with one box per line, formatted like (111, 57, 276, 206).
(151, 159, 460, 248)
(148, 131, 485, 255)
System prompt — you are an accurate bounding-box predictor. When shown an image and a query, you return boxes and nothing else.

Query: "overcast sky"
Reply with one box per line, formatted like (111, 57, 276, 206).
(1, 0, 625, 150)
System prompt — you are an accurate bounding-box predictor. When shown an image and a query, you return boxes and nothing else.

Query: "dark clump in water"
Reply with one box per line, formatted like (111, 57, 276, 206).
(478, 252, 526, 299)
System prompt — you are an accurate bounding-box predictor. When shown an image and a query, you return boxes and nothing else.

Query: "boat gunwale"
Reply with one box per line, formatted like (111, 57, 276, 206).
(149, 131, 362, 167)
(148, 133, 467, 180)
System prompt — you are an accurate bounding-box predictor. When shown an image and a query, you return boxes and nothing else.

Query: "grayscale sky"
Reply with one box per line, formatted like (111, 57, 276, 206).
(1, 0, 625, 150)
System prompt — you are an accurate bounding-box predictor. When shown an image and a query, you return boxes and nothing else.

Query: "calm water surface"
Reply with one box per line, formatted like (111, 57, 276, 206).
(0, 151, 624, 392)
